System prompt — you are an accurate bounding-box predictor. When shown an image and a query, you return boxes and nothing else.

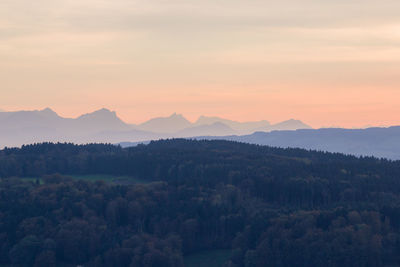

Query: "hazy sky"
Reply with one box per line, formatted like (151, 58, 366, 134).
(1, 0, 400, 127)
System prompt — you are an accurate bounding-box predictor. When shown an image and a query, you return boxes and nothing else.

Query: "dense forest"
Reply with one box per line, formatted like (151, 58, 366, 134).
(1, 139, 400, 266)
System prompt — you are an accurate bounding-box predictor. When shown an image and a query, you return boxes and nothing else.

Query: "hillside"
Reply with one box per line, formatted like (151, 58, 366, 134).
(1, 140, 400, 266)
(195, 126, 400, 160)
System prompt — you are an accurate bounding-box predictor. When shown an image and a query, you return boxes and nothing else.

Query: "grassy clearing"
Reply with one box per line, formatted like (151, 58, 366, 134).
(20, 174, 149, 185)
(184, 249, 231, 267)
(69, 174, 149, 185)
(19, 177, 44, 184)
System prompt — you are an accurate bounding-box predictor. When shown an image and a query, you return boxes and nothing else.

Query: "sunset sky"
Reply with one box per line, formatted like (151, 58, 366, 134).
(1, 0, 400, 128)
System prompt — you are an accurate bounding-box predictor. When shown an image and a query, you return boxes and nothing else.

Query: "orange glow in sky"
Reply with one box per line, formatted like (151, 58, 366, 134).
(1, 0, 400, 128)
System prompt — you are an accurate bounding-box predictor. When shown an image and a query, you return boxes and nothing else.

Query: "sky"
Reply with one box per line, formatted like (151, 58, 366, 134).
(1, 0, 400, 128)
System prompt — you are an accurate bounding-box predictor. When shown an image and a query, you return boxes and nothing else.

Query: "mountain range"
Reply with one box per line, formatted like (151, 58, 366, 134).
(3, 108, 399, 160)
(0, 108, 311, 147)
(131, 113, 311, 135)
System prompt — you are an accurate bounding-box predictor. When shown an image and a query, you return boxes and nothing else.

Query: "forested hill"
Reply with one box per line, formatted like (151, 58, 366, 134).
(1, 140, 400, 266)
(1, 139, 399, 182)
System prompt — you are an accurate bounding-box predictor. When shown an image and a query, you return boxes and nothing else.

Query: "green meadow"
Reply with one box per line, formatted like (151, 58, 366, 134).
(20, 174, 149, 185)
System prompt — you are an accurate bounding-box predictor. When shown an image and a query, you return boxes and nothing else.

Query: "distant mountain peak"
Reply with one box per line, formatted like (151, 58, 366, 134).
(275, 119, 312, 128)
(144, 113, 190, 123)
(78, 108, 118, 119)
(195, 115, 220, 124)
(176, 121, 236, 137)
(285, 119, 306, 123)
(211, 121, 228, 127)
(137, 113, 191, 133)
(72, 108, 132, 133)
(94, 108, 115, 114)
(170, 112, 185, 118)
(196, 115, 211, 121)
(195, 115, 271, 134)
(39, 107, 58, 117)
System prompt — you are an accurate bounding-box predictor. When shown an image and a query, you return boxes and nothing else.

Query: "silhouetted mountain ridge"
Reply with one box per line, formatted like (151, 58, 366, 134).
(0, 108, 149, 146)
(135, 113, 192, 133)
(255, 119, 312, 132)
(176, 122, 236, 137)
(194, 116, 270, 134)
(0, 107, 311, 148)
